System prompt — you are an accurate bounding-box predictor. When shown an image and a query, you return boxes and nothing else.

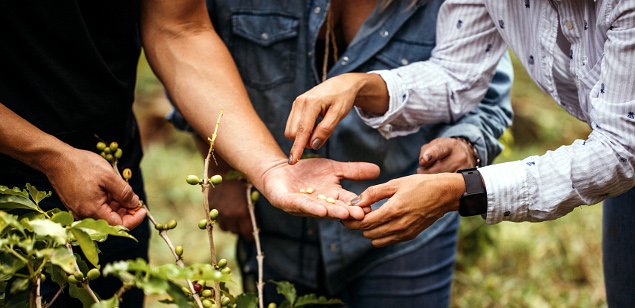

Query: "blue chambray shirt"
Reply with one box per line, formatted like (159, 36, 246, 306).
(168, 0, 513, 294)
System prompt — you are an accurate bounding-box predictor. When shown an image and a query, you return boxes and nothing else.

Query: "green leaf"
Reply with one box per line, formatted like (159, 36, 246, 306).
(0, 211, 25, 235)
(0, 195, 39, 213)
(8, 277, 29, 293)
(0, 186, 29, 198)
(37, 247, 76, 274)
(69, 281, 99, 308)
(0, 251, 26, 281)
(91, 296, 119, 308)
(26, 183, 52, 206)
(235, 292, 258, 308)
(270, 280, 297, 305)
(294, 294, 343, 307)
(51, 211, 74, 227)
(70, 228, 99, 269)
(71, 219, 136, 241)
(28, 219, 67, 245)
(45, 263, 70, 289)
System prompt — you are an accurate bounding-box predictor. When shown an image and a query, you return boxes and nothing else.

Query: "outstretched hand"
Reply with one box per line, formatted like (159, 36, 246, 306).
(45, 147, 146, 229)
(259, 158, 380, 220)
(342, 173, 464, 247)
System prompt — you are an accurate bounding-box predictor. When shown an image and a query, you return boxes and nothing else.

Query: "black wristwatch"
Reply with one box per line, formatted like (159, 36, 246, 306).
(457, 167, 488, 216)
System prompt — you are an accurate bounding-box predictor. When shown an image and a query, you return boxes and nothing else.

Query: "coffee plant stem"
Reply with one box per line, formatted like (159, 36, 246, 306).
(245, 183, 264, 308)
(202, 110, 223, 306)
(141, 203, 204, 308)
(30, 275, 42, 308)
(65, 242, 99, 304)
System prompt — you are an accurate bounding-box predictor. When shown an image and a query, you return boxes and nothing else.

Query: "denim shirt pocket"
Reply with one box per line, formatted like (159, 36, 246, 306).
(372, 38, 435, 69)
(231, 12, 299, 90)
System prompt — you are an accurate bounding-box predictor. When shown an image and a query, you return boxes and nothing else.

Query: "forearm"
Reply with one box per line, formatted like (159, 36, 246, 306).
(140, 0, 286, 190)
(0, 103, 72, 176)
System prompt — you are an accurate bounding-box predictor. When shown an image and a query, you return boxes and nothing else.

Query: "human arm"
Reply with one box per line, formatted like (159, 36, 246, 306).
(0, 103, 146, 228)
(140, 0, 379, 219)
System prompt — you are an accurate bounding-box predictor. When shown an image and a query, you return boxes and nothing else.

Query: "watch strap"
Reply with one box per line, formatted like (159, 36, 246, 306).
(457, 168, 488, 216)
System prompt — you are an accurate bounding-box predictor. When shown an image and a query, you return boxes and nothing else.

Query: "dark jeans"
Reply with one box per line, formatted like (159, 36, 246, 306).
(239, 215, 459, 308)
(603, 187, 635, 307)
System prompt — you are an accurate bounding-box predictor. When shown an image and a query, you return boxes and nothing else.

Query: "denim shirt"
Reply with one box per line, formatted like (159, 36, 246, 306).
(169, 0, 513, 294)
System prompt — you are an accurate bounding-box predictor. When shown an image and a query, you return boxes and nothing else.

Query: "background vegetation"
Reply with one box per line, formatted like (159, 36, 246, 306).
(133, 52, 605, 307)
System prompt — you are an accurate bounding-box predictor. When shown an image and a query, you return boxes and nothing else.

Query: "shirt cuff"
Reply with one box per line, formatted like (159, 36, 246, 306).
(478, 160, 530, 224)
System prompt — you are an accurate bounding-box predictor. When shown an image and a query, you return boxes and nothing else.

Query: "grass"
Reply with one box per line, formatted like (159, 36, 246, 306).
(134, 52, 606, 307)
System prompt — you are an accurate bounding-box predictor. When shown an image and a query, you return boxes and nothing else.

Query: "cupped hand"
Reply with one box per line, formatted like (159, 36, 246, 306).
(208, 178, 254, 241)
(342, 173, 464, 247)
(45, 147, 146, 229)
(259, 158, 380, 220)
(418, 137, 476, 174)
(285, 73, 371, 164)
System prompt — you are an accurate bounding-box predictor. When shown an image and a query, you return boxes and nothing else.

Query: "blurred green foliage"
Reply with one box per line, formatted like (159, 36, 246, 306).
(134, 51, 605, 307)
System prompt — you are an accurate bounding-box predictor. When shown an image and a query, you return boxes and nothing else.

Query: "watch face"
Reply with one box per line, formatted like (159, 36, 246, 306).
(459, 193, 487, 216)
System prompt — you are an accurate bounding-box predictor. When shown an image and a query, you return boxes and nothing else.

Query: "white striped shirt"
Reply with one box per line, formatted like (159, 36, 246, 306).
(358, 0, 635, 224)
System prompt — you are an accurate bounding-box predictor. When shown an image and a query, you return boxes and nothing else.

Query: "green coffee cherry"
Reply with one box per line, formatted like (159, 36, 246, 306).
(105, 154, 114, 162)
(268, 303, 277, 308)
(217, 258, 227, 268)
(96, 142, 107, 152)
(73, 271, 84, 281)
(155, 223, 164, 231)
(114, 148, 123, 159)
(87, 268, 100, 280)
(251, 191, 260, 202)
(221, 296, 231, 306)
(109, 142, 118, 152)
(210, 174, 222, 185)
(167, 219, 177, 230)
(103, 147, 112, 154)
(40, 273, 46, 283)
(211, 305, 219, 308)
(202, 299, 212, 308)
(201, 289, 213, 298)
(212, 270, 222, 280)
(209, 209, 219, 220)
(175, 245, 184, 257)
(187, 175, 201, 185)
(198, 280, 207, 288)
(67, 275, 78, 284)
(221, 267, 231, 275)
(198, 219, 208, 230)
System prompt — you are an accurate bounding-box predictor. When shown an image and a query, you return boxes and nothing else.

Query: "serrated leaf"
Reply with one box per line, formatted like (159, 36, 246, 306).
(51, 211, 74, 227)
(70, 228, 99, 269)
(37, 247, 76, 273)
(91, 296, 119, 308)
(294, 294, 343, 306)
(0, 195, 39, 213)
(235, 292, 258, 308)
(0, 186, 29, 198)
(270, 280, 297, 305)
(71, 219, 136, 241)
(26, 183, 52, 206)
(28, 219, 67, 245)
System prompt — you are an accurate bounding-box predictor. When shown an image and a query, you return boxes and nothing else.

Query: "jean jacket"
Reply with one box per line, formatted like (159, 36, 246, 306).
(169, 0, 513, 293)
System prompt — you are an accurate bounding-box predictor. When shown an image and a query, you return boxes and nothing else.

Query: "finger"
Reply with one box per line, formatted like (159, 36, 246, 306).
(348, 181, 396, 208)
(333, 161, 381, 182)
(308, 107, 348, 151)
(343, 199, 392, 230)
(103, 174, 139, 209)
(120, 206, 147, 229)
(420, 142, 451, 168)
(286, 97, 317, 165)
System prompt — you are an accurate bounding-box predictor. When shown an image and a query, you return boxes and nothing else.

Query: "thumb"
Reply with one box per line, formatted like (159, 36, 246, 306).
(334, 161, 380, 182)
(103, 173, 139, 209)
(350, 181, 397, 208)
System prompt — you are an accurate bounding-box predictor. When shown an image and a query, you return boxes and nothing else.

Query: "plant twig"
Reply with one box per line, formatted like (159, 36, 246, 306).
(43, 284, 66, 308)
(141, 203, 204, 308)
(245, 183, 264, 308)
(203, 109, 223, 306)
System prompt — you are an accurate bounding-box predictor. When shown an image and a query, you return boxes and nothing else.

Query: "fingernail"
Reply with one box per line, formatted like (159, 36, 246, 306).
(311, 138, 324, 150)
(288, 154, 294, 164)
(426, 154, 433, 161)
(350, 196, 361, 205)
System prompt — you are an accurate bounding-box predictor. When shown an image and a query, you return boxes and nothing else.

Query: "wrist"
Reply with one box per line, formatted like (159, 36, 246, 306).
(452, 136, 481, 167)
(355, 73, 389, 115)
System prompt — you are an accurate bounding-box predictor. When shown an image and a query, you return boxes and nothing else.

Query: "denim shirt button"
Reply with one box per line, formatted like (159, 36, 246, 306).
(313, 6, 322, 14)
(340, 56, 349, 65)
(380, 29, 389, 37)
(261, 32, 269, 40)
(401, 58, 409, 66)
(307, 229, 315, 235)
(308, 51, 313, 57)
(329, 243, 337, 252)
